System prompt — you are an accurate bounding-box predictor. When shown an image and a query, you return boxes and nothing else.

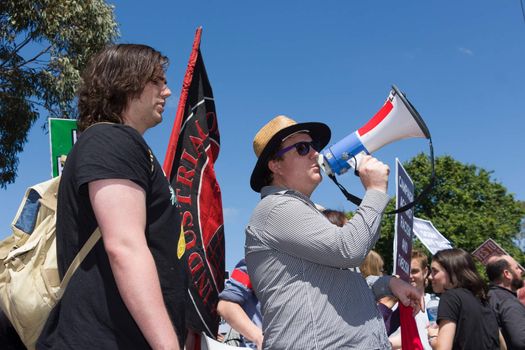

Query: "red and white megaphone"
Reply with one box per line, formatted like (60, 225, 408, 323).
(318, 85, 431, 176)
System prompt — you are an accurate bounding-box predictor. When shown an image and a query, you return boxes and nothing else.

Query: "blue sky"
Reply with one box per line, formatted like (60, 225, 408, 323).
(1, 1, 524, 271)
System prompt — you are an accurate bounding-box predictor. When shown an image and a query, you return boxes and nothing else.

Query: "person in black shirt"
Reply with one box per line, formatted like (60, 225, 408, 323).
(486, 254, 525, 350)
(427, 248, 499, 350)
(37, 44, 186, 349)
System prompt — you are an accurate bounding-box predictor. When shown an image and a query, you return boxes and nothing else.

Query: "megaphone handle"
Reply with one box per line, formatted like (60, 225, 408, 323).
(352, 154, 361, 177)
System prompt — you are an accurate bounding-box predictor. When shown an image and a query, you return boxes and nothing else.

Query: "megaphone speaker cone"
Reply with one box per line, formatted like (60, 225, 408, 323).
(320, 85, 431, 176)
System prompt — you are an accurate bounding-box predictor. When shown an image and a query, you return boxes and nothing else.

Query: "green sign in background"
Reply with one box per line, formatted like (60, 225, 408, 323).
(49, 118, 78, 177)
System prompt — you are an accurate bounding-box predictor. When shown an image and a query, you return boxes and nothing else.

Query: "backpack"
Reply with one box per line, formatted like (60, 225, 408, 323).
(0, 176, 100, 349)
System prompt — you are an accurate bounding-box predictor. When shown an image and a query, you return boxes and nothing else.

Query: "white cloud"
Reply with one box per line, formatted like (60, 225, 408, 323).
(458, 47, 474, 56)
(223, 207, 240, 221)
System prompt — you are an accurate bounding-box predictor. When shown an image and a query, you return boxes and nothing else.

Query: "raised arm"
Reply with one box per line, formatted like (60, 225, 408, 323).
(254, 188, 389, 269)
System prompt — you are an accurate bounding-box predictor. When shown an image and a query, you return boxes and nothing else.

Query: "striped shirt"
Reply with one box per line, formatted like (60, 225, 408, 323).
(245, 186, 392, 349)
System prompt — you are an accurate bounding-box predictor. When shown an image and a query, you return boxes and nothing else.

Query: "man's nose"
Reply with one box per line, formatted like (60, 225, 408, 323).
(162, 86, 172, 98)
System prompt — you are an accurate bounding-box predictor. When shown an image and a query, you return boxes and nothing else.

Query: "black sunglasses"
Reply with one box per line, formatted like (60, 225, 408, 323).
(275, 141, 321, 158)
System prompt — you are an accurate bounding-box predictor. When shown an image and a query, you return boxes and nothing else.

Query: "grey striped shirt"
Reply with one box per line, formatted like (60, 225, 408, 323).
(245, 186, 392, 349)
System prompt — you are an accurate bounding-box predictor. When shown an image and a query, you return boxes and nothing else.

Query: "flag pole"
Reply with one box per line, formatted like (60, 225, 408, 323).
(163, 27, 203, 178)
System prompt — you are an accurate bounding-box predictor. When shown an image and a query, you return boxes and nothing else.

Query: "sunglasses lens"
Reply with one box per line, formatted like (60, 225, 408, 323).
(276, 140, 322, 158)
(296, 142, 311, 156)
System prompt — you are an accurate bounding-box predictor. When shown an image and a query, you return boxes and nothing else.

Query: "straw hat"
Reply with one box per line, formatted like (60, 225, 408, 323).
(250, 115, 331, 192)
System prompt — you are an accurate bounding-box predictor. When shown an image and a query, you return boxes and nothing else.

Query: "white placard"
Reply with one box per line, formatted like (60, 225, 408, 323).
(412, 217, 452, 255)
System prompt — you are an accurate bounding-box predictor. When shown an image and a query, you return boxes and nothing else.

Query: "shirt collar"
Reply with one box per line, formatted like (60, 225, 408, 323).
(260, 185, 314, 205)
(489, 283, 518, 297)
(260, 185, 287, 198)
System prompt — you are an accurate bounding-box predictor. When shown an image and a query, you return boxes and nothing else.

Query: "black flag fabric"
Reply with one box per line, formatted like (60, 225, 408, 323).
(163, 27, 225, 339)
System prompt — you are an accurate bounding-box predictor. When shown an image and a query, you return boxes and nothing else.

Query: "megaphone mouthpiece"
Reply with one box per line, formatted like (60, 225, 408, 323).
(318, 131, 367, 176)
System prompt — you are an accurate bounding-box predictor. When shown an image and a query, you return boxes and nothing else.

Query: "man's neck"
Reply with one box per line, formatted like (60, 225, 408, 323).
(494, 282, 515, 293)
(123, 120, 146, 135)
(271, 180, 312, 198)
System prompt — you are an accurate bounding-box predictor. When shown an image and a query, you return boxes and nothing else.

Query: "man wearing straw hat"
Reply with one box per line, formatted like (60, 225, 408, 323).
(245, 115, 422, 349)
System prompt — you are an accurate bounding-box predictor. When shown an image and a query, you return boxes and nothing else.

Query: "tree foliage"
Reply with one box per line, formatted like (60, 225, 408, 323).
(374, 154, 525, 273)
(0, 0, 118, 187)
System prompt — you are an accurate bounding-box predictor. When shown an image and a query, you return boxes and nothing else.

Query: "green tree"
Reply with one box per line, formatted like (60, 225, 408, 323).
(513, 215, 525, 252)
(375, 154, 525, 273)
(0, 0, 118, 188)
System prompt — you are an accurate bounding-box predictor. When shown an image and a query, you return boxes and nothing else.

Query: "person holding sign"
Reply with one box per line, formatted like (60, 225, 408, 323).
(245, 115, 422, 349)
(390, 249, 437, 350)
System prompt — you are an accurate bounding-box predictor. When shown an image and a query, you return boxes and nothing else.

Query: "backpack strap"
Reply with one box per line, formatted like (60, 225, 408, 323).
(56, 227, 101, 299)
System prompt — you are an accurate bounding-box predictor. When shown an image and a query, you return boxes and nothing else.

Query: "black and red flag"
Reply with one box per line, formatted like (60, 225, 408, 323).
(163, 27, 225, 340)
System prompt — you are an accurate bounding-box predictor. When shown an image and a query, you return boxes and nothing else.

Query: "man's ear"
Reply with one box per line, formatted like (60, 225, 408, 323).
(503, 268, 513, 281)
(268, 159, 280, 175)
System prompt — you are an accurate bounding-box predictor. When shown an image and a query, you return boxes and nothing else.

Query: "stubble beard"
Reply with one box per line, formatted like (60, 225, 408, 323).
(511, 273, 524, 291)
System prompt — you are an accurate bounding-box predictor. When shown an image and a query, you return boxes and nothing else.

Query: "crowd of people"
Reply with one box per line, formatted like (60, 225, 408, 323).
(217, 112, 525, 350)
(1, 43, 524, 350)
(220, 248, 525, 350)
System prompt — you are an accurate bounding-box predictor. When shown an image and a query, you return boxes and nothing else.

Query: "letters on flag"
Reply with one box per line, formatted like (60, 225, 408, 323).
(164, 27, 225, 337)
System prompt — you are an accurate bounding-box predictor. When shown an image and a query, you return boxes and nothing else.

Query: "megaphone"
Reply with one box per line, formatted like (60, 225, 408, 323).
(318, 85, 431, 176)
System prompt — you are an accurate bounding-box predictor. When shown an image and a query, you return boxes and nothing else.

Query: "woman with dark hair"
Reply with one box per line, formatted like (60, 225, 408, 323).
(427, 248, 500, 349)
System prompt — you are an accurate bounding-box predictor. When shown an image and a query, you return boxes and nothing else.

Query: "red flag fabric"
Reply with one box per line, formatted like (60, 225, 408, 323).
(164, 27, 225, 340)
(399, 304, 424, 350)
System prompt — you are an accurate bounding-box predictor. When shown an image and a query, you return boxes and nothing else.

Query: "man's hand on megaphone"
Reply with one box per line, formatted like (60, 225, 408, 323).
(357, 155, 389, 193)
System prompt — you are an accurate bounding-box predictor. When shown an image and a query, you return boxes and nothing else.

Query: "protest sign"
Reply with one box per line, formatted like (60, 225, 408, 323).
(393, 159, 414, 282)
(472, 238, 525, 272)
(393, 159, 424, 349)
(49, 118, 78, 177)
(412, 217, 452, 255)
